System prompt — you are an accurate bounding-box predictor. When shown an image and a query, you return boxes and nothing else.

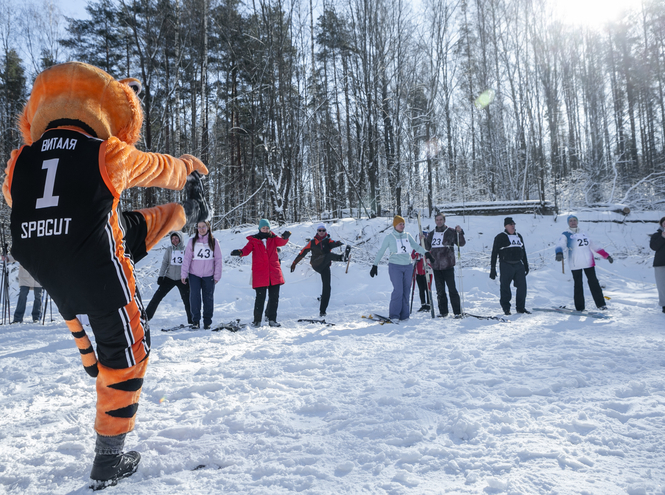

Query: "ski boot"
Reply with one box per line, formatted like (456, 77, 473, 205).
(343, 245, 352, 262)
(182, 171, 210, 226)
(269, 320, 281, 327)
(90, 451, 141, 491)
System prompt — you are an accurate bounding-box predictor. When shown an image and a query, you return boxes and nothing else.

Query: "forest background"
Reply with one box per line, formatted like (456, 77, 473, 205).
(0, 0, 664, 228)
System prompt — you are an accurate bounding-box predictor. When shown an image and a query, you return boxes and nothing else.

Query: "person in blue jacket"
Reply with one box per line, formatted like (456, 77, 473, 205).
(370, 215, 431, 322)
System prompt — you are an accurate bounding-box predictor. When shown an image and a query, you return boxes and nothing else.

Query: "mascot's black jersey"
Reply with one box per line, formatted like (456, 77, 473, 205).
(9, 129, 134, 319)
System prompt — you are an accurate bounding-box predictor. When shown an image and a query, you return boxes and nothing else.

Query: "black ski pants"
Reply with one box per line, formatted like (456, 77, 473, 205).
(314, 265, 332, 314)
(415, 274, 430, 305)
(499, 261, 527, 313)
(572, 267, 606, 311)
(254, 284, 280, 323)
(433, 267, 460, 315)
(313, 253, 342, 315)
(145, 278, 192, 324)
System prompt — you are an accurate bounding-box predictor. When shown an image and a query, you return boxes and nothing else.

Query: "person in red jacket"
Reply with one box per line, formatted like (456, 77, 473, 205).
(231, 219, 291, 327)
(411, 245, 432, 312)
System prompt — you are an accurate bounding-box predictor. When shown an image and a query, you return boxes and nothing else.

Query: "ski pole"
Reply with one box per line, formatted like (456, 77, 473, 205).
(457, 230, 464, 316)
(561, 257, 565, 274)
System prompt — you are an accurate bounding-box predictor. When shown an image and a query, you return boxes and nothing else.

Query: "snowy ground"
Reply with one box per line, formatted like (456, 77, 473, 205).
(1, 211, 664, 495)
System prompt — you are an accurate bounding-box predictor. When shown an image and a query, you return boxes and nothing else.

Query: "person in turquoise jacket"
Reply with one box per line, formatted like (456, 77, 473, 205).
(370, 215, 431, 321)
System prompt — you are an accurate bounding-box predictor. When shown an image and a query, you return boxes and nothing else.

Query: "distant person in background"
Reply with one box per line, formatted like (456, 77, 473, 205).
(490, 217, 530, 315)
(425, 213, 465, 317)
(181, 221, 222, 329)
(146, 231, 193, 324)
(411, 247, 431, 313)
(290, 223, 351, 317)
(649, 216, 665, 313)
(4, 255, 43, 323)
(231, 219, 291, 327)
(555, 215, 613, 311)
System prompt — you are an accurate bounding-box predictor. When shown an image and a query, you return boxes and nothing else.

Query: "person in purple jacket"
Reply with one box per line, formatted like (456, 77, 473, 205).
(181, 221, 222, 329)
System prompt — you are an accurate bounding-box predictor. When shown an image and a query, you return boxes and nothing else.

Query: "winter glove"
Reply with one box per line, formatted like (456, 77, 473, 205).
(230, 249, 242, 256)
(489, 267, 497, 280)
(425, 252, 434, 263)
(281, 231, 292, 240)
(157, 276, 165, 285)
(524, 264, 529, 275)
(555, 252, 563, 262)
(290, 262, 297, 273)
(607, 255, 614, 264)
(370, 265, 378, 278)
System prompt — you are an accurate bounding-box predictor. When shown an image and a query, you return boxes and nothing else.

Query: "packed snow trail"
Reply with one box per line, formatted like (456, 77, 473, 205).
(0, 213, 664, 494)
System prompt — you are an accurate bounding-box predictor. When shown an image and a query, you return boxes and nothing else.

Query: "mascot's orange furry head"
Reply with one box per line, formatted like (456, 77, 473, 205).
(19, 61, 143, 146)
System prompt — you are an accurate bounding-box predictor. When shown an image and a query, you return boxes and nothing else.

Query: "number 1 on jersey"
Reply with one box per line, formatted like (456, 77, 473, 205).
(36, 159, 60, 209)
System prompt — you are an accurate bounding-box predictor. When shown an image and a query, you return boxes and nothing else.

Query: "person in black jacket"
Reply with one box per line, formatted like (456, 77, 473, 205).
(291, 223, 351, 317)
(490, 217, 530, 315)
(650, 216, 665, 313)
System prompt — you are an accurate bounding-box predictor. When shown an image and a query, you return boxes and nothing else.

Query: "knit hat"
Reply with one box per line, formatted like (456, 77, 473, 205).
(316, 222, 326, 231)
(504, 217, 515, 226)
(567, 215, 578, 225)
(393, 215, 405, 228)
(259, 219, 271, 230)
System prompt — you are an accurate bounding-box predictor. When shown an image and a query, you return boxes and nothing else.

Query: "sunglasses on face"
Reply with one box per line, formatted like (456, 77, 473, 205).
(317, 229, 326, 232)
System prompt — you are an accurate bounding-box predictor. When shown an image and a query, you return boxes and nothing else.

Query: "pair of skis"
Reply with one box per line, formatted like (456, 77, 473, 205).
(532, 307, 610, 319)
(298, 318, 335, 326)
(362, 314, 394, 325)
(161, 319, 248, 333)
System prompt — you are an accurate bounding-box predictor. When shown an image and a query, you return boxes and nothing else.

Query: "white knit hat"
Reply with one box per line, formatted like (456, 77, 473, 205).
(316, 222, 326, 230)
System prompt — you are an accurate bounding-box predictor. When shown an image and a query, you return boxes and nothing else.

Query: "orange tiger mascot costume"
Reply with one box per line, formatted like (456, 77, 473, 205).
(2, 62, 208, 489)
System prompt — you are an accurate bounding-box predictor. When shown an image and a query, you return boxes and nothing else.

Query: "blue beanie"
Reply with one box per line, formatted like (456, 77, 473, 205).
(567, 215, 578, 224)
(259, 219, 271, 230)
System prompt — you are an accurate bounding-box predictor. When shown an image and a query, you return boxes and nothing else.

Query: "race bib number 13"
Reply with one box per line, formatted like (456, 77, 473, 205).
(170, 251, 184, 265)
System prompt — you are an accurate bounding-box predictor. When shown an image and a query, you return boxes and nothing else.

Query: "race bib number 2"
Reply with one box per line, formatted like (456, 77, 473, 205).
(193, 243, 214, 260)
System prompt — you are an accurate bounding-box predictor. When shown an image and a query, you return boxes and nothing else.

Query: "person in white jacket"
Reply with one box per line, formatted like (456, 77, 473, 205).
(2, 255, 43, 323)
(555, 215, 613, 311)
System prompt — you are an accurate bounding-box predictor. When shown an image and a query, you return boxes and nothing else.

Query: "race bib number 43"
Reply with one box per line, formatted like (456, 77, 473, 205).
(194, 243, 214, 260)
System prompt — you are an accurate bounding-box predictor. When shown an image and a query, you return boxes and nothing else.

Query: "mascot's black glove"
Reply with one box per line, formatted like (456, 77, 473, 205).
(425, 252, 434, 263)
(282, 231, 291, 240)
(370, 265, 378, 278)
(555, 252, 563, 262)
(290, 262, 297, 273)
(489, 267, 497, 280)
(157, 276, 165, 285)
(607, 255, 614, 264)
(230, 249, 242, 256)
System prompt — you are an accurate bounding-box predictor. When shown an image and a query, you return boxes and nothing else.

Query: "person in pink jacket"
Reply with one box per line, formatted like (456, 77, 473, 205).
(181, 221, 222, 329)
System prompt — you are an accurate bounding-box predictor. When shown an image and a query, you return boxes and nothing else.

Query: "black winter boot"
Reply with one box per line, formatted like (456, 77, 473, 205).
(343, 245, 352, 262)
(90, 451, 141, 490)
(182, 171, 210, 226)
